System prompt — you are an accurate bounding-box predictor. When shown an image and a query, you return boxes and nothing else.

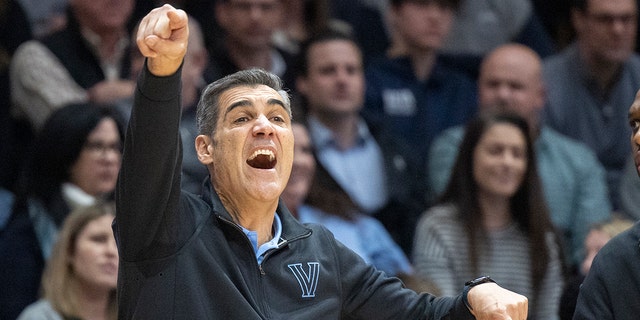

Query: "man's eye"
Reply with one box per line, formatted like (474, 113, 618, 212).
(234, 117, 249, 123)
(272, 116, 284, 122)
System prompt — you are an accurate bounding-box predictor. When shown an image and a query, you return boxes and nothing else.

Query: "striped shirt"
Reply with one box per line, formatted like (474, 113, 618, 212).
(412, 204, 564, 319)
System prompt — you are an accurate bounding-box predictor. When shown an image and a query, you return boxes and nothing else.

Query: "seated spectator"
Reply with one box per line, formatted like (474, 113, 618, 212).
(0, 103, 123, 320)
(364, 0, 477, 168)
(542, 0, 640, 210)
(204, 0, 296, 89)
(438, 0, 556, 79)
(428, 43, 611, 269)
(413, 113, 565, 319)
(10, 0, 136, 132)
(558, 215, 634, 320)
(282, 121, 412, 277)
(295, 29, 426, 255)
(17, 202, 118, 320)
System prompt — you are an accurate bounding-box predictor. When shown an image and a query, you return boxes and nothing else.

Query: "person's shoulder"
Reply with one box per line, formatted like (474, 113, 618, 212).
(597, 222, 640, 260)
(419, 204, 459, 226)
(542, 43, 575, 66)
(540, 127, 596, 155)
(625, 53, 640, 71)
(433, 125, 465, 145)
(17, 299, 62, 320)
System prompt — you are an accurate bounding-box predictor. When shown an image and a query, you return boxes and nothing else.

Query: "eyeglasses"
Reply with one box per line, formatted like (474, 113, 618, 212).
(84, 141, 122, 157)
(586, 12, 637, 26)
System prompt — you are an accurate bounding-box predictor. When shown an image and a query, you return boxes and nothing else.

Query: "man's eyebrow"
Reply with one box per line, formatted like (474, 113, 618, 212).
(224, 97, 287, 118)
(267, 98, 286, 110)
(225, 100, 252, 116)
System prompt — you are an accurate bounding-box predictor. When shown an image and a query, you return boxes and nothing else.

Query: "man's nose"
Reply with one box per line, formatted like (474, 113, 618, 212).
(253, 114, 274, 136)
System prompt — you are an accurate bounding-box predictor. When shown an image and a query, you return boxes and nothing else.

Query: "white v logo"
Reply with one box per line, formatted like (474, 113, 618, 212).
(288, 262, 320, 298)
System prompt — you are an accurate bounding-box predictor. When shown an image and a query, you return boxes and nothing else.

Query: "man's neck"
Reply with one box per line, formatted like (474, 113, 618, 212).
(217, 190, 277, 245)
(478, 192, 512, 232)
(311, 110, 360, 150)
(407, 48, 437, 81)
(581, 48, 625, 94)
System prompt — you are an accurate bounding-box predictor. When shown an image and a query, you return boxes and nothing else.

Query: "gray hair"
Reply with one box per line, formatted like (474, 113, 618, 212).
(196, 68, 291, 136)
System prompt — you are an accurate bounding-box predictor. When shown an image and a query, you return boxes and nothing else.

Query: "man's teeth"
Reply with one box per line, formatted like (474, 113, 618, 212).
(248, 149, 275, 161)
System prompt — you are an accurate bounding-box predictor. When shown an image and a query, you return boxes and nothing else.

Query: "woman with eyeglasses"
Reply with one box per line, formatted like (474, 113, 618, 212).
(0, 102, 124, 320)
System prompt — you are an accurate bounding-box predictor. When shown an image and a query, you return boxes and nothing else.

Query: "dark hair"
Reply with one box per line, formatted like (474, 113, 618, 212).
(437, 112, 561, 303)
(571, 0, 588, 12)
(14, 103, 125, 224)
(295, 27, 360, 78)
(389, 0, 461, 11)
(196, 68, 291, 136)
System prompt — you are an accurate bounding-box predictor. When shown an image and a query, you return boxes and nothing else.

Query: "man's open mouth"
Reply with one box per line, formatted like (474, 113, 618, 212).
(247, 149, 277, 169)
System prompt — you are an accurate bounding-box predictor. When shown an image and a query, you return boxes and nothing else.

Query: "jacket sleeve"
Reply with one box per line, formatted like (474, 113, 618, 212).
(329, 229, 473, 320)
(114, 62, 186, 261)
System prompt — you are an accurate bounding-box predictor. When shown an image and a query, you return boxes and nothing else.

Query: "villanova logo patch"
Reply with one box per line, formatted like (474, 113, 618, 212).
(288, 262, 320, 298)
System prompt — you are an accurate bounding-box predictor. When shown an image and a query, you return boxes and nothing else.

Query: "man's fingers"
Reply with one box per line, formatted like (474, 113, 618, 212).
(135, 4, 188, 58)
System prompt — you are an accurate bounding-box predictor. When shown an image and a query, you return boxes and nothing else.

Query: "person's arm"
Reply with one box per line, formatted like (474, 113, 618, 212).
(570, 144, 612, 264)
(412, 207, 461, 297)
(426, 126, 464, 200)
(114, 5, 189, 260)
(10, 40, 87, 130)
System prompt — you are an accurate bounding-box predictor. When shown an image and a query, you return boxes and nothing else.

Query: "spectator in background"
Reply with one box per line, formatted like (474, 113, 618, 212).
(438, 0, 556, 79)
(10, 0, 136, 132)
(282, 121, 413, 277)
(17, 202, 119, 320)
(0, 103, 123, 320)
(428, 43, 611, 269)
(295, 29, 426, 255)
(204, 0, 296, 89)
(542, 0, 640, 210)
(364, 0, 477, 168)
(414, 113, 565, 319)
(559, 215, 634, 320)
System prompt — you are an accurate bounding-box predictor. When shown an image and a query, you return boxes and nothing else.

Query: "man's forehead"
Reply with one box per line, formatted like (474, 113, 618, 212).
(221, 85, 280, 101)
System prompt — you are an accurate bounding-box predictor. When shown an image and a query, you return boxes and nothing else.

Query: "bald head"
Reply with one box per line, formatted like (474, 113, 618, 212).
(478, 44, 546, 130)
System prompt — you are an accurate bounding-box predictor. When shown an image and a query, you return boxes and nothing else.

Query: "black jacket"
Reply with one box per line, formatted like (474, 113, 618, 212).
(114, 65, 473, 319)
(573, 221, 640, 319)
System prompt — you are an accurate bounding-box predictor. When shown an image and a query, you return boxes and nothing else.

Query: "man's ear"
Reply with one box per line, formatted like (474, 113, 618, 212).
(195, 134, 214, 165)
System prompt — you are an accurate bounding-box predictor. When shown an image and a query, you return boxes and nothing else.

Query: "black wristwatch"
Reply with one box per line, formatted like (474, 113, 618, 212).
(462, 276, 496, 311)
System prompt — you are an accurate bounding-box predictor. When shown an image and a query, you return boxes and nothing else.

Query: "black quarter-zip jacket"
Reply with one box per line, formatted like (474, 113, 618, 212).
(113, 64, 474, 319)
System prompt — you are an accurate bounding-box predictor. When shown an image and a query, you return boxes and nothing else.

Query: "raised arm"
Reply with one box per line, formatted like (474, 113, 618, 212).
(136, 4, 189, 77)
(115, 5, 190, 260)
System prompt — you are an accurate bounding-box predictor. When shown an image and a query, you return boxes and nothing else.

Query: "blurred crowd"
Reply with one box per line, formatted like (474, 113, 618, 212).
(1, 0, 639, 319)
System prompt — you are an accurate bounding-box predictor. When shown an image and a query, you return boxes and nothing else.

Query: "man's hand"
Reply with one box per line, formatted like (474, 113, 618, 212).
(136, 4, 189, 77)
(467, 282, 528, 320)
